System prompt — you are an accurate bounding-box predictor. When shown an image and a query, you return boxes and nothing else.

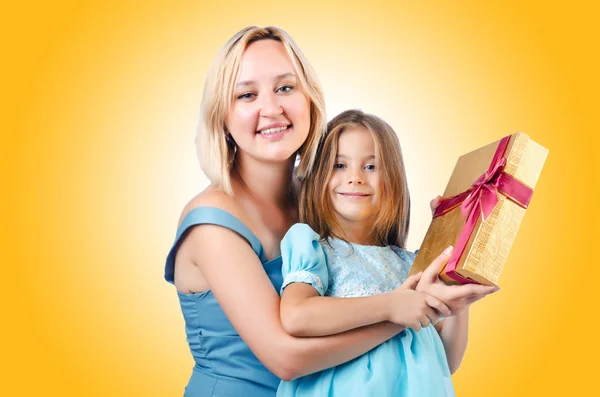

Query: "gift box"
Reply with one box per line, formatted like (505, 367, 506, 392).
(408, 132, 548, 286)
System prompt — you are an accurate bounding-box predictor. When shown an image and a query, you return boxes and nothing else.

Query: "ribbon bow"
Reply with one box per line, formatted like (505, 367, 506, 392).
(461, 157, 506, 221)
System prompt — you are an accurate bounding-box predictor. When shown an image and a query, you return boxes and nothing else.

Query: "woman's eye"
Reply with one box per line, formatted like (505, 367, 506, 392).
(237, 92, 255, 100)
(277, 85, 294, 93)
(365, 164, 376, 171)
(333, 163, 346, 169)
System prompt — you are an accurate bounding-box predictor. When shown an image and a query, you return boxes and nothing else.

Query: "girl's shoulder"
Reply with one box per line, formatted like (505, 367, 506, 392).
(282, 223, 321, 245)
(389, 246, 417, 264)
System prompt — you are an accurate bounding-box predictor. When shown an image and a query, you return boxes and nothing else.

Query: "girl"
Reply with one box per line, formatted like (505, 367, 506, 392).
(278, 110, 497, 396)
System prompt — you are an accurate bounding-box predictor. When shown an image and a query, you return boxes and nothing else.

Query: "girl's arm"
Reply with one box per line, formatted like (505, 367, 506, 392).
(278, 223, 450, 338)
(280, 273, 446, 337)
(434, 310, 469, 374)
(182, 222, 408, 381)
(281, 283, 391, 336)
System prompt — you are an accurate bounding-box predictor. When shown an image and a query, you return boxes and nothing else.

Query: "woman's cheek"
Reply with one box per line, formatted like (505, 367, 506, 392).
(231, 106, 259, 132)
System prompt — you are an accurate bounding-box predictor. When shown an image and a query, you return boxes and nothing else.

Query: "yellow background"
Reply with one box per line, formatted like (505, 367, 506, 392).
(2, 1, 597, 395)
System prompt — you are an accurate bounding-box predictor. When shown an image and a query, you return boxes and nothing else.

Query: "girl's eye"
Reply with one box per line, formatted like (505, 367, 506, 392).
(333, 163, 346, 169)
(364, 164, 376, 171)
(237, 92, 255, 100)
(277, 85, 294, 93)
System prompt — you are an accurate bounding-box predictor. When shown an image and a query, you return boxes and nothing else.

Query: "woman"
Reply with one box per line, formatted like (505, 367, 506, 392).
(164, 26, 494, 397)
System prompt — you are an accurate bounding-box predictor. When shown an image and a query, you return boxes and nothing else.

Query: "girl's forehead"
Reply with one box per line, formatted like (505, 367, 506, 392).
(337, 127, 375, 152)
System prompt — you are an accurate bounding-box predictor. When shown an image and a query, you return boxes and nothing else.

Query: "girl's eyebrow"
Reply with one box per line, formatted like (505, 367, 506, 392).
(335, 154, 376, 160)
(237, 73, 297, 88)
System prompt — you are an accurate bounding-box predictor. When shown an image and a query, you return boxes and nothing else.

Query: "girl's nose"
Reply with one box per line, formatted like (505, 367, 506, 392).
(347, 171, 364, 185)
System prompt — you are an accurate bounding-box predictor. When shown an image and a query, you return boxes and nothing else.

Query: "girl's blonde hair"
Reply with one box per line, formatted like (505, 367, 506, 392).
(300, 110, 411, 248)
(196, 26, 326, 194)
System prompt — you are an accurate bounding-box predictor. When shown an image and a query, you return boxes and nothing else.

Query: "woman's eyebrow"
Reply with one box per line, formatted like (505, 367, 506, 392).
(237, 73, 297, 87)
(273, 72, 297, 81)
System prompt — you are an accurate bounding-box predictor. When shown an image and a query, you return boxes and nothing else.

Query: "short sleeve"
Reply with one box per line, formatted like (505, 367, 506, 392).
(280, 223, 329, 296)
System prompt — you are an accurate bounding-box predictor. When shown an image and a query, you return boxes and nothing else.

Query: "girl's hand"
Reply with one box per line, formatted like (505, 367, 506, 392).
(415, 246, 499, 316)
(387, 274, 451, 331)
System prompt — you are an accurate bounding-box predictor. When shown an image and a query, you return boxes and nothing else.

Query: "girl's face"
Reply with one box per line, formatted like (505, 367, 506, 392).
(225, 39, 311, 165)
(328, 127, 382, 227)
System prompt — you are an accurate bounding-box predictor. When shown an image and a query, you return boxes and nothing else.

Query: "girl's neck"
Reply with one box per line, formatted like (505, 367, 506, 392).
(335, 217, 380, 246)
(232, 152, 297, 209)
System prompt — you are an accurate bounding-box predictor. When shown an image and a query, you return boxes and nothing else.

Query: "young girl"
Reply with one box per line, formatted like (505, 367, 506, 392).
(277, 110, 458, 396)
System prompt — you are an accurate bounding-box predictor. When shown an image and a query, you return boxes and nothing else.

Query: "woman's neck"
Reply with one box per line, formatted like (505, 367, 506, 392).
(232, 153, 297, 209)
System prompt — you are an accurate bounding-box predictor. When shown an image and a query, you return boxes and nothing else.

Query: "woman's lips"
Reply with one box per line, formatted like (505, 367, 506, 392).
(256, 124, 292, 140)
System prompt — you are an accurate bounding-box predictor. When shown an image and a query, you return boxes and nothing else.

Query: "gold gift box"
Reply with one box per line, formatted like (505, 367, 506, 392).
(409, 132, 548, 286)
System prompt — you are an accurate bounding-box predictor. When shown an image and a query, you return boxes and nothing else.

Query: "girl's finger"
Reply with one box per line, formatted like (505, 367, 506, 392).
(401, 272, 422, 289)
(425, 294, 451, 317)
(430, 195, 443, 215)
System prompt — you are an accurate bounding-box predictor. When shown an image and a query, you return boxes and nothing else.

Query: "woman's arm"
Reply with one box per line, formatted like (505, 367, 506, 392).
(434, 310, 469, 374)
(416, 245, 498, 374)
(183, 223, 409, 381)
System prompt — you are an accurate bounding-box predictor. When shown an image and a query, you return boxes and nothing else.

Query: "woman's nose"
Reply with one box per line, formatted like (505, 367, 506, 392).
(259, 92, 283, 117)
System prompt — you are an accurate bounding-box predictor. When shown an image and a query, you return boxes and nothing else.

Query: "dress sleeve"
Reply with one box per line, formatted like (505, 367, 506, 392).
(280, 223, 329, 296)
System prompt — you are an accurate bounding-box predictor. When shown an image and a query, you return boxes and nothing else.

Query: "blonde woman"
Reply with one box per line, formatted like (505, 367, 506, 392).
(164, 27, 492, 397)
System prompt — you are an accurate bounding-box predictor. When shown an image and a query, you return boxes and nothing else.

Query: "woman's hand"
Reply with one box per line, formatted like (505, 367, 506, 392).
(415, 246, 499, 316)
(386, 272, 451, 331)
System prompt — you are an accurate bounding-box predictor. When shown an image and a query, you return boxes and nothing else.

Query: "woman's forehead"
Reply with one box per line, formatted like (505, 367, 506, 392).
(237, 40, 296, 82)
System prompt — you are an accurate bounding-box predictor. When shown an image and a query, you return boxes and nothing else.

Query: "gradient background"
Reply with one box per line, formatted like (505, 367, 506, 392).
(2, 1, 597, 395)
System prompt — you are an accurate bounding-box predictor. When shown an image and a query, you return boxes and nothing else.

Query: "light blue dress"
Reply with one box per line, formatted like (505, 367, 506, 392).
(165, 207, 282, 396)
(277, 224, 455, 397)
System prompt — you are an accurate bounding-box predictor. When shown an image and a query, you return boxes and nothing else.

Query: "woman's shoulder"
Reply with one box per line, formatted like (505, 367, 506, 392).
(178, 186, 243, 229)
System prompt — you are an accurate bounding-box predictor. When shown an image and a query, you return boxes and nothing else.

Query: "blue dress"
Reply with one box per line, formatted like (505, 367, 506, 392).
(165, 207, 283, 397)
(277, 224, 455, 397)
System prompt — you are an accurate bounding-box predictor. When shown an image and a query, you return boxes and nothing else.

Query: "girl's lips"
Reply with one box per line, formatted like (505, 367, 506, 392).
(338, 193, 372, 198)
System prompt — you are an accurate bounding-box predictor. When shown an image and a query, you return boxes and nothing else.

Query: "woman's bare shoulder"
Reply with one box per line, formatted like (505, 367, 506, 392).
(177, 186, 244, 229)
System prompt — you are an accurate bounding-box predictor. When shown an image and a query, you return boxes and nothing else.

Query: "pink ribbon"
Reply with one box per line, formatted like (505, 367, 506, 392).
(432, 135, 534, 284)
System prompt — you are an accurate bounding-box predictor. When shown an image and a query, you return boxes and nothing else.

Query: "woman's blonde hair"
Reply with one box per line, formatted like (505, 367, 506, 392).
(196, 26, 326, 194)
(300, 110, 411, 248)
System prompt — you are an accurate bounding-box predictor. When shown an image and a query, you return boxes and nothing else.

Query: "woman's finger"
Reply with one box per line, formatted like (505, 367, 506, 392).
(422, 246, 453, 282)
(448, 283, 498, 300)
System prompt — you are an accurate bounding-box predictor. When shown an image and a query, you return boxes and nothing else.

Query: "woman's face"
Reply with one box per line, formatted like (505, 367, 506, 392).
(226, 39, 311, 165)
